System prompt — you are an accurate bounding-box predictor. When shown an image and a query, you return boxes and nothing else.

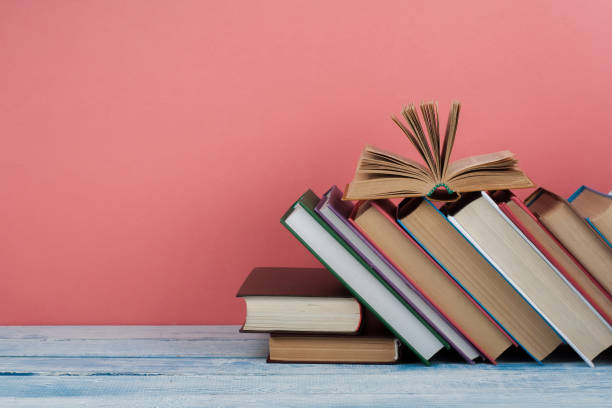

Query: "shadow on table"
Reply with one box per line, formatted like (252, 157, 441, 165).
(399, 344, 612, 365)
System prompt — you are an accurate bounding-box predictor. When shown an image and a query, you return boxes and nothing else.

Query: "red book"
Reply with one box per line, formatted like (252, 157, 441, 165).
(493, 191, 612, 326)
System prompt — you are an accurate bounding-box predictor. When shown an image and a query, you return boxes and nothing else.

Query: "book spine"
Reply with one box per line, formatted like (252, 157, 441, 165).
(585, 218, 612, 248)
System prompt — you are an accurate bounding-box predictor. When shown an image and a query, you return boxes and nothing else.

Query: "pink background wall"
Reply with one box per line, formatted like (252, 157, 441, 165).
(1, 1, 611, 324)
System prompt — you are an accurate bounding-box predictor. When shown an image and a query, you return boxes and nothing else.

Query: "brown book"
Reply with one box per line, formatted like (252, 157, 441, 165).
(526, 188, 612, 297)
(397, 197, 561, 361)
(236, 267, 362, 333)
(351, 199, 512, 363)
(268, 311, 398, 364)
(343, 101, 534, 202)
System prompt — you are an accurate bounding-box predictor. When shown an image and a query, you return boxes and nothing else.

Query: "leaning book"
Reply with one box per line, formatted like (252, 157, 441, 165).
(280, 189, 447, 364)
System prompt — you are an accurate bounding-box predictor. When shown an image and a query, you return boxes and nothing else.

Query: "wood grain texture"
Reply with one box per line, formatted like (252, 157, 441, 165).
(0, 326, 610, 407)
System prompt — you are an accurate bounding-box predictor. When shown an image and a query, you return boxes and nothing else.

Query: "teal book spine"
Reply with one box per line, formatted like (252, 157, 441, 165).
(396, 199, 541, 364)
(568, 186, 612, 248)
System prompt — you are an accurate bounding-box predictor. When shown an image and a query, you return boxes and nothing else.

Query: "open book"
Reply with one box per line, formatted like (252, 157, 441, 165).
(343, 102, 535, 201)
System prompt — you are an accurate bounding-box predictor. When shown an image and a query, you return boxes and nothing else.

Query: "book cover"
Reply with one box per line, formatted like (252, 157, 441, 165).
(280, 189, 447, 364)
(268, 308, 400, 364)
(349, 199, 514, 364)
(447, 191, 612, 367)
(495, 192, 612, 326)
(237, 266, 363, 334)
(315, 185, 480, 363)
(568, 185, 612, 248)
(396, 196, 561, 362)
(526, 188, 612, 297)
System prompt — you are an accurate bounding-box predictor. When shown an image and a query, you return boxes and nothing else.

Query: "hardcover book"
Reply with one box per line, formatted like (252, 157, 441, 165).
(496, 191, 612, 326)
(568, 185, 612, 247)
(237, 267, 363, 333)
(445, 191, 612, 367)
(268, 309, 400, 364)
(343, 101, 534, 202)
(396, 197, 561, 361)
(315, 185, 480, 363)
(280, 189, 447, 364)
(526, 188, 612, 296)
(350, 199, 513, 363)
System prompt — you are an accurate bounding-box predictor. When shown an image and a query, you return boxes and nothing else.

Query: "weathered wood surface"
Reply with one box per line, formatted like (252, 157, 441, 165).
(0, 326, 609, 407)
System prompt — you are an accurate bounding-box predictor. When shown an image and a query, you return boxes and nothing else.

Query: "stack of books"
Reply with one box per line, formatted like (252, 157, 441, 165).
(237, 102, 612, 366)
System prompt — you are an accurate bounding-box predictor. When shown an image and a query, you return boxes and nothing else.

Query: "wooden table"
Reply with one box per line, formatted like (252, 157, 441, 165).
(0, 326, 609, 407)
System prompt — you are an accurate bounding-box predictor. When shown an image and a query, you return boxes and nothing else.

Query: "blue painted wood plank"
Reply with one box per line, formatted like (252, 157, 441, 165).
(0, 326, 268, 358)
(0, 356, 608, 376)
(0, 326, 609, 407)
(0, 372, 610, 408)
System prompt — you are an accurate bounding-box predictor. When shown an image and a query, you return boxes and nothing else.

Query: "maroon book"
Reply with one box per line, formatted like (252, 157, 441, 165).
(237, 267, 364, 334)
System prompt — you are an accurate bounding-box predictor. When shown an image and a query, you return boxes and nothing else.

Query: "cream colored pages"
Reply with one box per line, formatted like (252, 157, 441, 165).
(401, 201, 560, 360)
(530, 191, 612, 295)
(451, 195, 612, 365)
(345, 102, 535, 200)
(354, 202, 511, 360)
(505, 200, 612, 324)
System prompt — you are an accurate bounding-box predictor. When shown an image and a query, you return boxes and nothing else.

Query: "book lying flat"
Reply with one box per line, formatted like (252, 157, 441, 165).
(343, 101, 534, 202)
(397, 197, 561, 361)
(315, 185, 480, 363)
(496, 192, 612, 326)
(237, 267, 362, 333)
(268, 309, 399, 364)
(568, 186, 612, 248)
(280, 189, 447, 364)
(526, 188, 612, 297)
(268, 335, 400, 364)
(445, 192, 612, 367)
(351, 199, 513, 363)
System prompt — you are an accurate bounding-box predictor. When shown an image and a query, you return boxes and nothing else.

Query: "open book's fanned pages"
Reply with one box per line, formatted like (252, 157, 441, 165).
(343, 102, 534, 202)
(397, 197, 561, 362)
(526, 188, 612, 297)
(496, 192, 612, 326)
(316, 185, 480, 363)
(446, 192, 612, 367)
(568, 185, 612, 248)
(350, 199, 514, 363)
(280, 189, 446, 364)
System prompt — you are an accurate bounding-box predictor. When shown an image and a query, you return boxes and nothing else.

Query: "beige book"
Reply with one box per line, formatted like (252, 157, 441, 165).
(352, 200, 512, 362)
(343, 101, 534, 202)
(503, 199, 612, 326)
(397, 198, 561, 361)
(447, 192, 612, 366)
(268, 335, 399, 363)
(526, 188, 612, 296)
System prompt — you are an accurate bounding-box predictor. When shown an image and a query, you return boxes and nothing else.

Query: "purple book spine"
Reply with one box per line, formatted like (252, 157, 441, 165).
(315, 185, 479, 364)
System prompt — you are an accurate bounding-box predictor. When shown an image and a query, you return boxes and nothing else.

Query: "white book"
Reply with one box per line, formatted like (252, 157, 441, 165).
(281, 191, 445, 363)
(447, 192, 612, 367)
(316, 190, 480, 362)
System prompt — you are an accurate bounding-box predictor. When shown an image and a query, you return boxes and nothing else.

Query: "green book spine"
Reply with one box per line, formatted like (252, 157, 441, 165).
(281, 189, 449, 365)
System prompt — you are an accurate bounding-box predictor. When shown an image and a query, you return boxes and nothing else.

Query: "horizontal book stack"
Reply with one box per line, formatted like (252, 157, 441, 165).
(237, 102, 612, 366)
(237, 267, 402, 363)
